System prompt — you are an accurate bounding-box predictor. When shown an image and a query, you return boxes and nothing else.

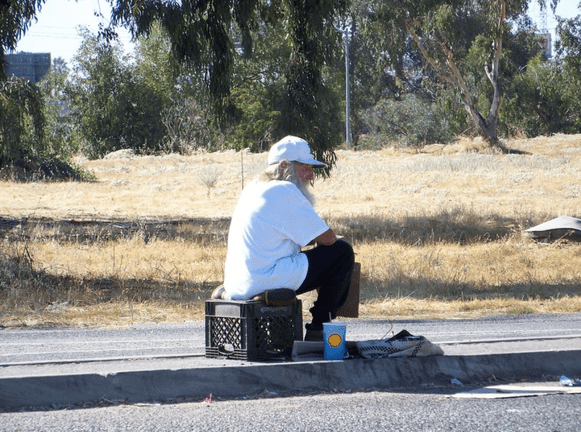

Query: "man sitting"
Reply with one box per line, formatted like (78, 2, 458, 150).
(219, 135, 354, 341)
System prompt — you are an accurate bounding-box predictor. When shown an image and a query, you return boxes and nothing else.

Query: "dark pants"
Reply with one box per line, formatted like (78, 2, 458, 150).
(296, 239, 355, 326)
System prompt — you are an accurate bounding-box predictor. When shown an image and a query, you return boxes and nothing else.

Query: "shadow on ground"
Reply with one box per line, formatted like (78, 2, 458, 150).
(0, 210, 530, 245)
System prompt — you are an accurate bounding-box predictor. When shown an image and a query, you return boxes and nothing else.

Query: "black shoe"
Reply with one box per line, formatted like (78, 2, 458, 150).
(304, 323, 324, 341)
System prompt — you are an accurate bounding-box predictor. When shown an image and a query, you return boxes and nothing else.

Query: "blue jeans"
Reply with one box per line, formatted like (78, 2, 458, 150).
(296, 239, 355, 326)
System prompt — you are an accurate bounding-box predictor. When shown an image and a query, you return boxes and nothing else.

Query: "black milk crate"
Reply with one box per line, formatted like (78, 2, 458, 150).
(205, 299, 303, 361)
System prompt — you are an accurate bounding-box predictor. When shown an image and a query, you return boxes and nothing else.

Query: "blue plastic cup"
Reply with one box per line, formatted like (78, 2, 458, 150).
(323, 322, 347, 360)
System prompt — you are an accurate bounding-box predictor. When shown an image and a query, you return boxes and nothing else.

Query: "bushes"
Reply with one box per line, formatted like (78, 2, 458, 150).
(161, 97, 228, 154)
(361, 51, 581, 148)
(0, 77, 46, 167)
(0, 77, 86, 181)
(359, 94, 455, 148)
(3, 17, 581, 179)
(67, 30, 168, 159)
(0, 75, 93, 181)
(500, 54, 581, 138)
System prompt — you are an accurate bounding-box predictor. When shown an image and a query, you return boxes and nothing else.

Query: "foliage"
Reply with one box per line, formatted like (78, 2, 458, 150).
(226, 21, 288, 152)
(134, 23, 222, 153)
(467, 15, 545, 136)
(109, 0, 260, 112)
(162, 96, 227, 153)
(359, 0, 557, 148)
(0, 76, 46, 166)
(133, 22, 179, 113)
(554, 15, 581, 132)
(279, 0, 347, 172)
(67, 29, 167, 159)
(107, 0, 348, 172)
(229, 84, 280, 152)
(360, 94, 454, 148)
(4, 0, 581, 172)
(37, 57, 77, 157)
(498, 16, 581, 137)
(0, 2, 89, 180)
(348, 11, 402, 144)
(0, 75, 90, 181)
(501, 55, 562, 136)
(353, 0, 558, 145)
(206, 8, 344, 163)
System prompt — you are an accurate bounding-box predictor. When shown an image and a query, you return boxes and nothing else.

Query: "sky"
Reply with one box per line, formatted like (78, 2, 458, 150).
(13, 0, 134, 65)
(12, 0, 581, 66)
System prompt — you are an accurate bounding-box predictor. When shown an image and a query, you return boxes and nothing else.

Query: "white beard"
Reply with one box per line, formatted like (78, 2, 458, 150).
(296, 178, 316, 206)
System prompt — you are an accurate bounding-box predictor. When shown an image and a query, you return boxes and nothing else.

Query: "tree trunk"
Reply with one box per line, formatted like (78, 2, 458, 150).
(406, 0, 508, 150)
(463, 100, 499, 146)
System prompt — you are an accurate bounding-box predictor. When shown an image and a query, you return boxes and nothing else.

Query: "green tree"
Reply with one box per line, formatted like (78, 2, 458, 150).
(1, 72, 86, 180)
(501, 55, 562, 136)
(38, 57, 76, 157)
(496, 14, 581, 137)
(133, 22, 178, 112)
(0, 76, 46, 167)
(350, 0, 427, 145)
(227, 16, 343, 155)
(161, 96, 222, 153)
(554, 14, 581, 131)
(362, 0, 558, 148)
(0, 1, 83, 180)
(361, 94, 454, 147)
(2, 0, 349, 170)
(67, 29, 166, 158)
(226, 21, 288, 152)
(279, 0, 345, 170)
(108, 0, 348, 170)
(133, 23, 227, 153)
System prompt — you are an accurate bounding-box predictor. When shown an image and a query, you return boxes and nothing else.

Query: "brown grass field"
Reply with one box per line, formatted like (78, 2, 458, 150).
(2, 134, 581, 328)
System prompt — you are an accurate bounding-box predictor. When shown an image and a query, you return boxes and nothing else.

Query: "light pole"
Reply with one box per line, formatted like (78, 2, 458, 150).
(335, 19, 352, 148)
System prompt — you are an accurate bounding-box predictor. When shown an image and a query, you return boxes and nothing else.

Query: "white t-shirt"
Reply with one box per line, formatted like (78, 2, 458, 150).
(223, 179, 330, 299)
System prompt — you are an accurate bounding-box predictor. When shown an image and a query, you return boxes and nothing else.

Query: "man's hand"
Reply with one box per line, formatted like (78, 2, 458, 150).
(313, 229, 336, 246)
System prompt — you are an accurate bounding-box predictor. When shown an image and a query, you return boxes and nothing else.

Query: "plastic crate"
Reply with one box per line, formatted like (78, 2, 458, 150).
(205, 299, 303, 361)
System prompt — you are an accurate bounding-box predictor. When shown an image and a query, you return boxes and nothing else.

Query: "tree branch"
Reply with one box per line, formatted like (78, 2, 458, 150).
(407, 22, 492, 140)
(486, 0, 505, 129)
(407, 27, 456, 85)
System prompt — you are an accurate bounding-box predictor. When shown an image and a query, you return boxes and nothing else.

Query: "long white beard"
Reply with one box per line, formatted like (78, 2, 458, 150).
(296, 178, 316, 206)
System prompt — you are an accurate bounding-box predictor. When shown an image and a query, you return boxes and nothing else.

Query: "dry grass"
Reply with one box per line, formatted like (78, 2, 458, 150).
(2, 134, 581, 328)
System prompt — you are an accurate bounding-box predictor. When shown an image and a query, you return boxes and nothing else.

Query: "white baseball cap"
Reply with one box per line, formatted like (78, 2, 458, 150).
(267, 135, 326, 167)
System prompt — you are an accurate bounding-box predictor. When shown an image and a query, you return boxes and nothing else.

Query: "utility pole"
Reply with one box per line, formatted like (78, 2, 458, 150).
(345, 25, 351, 148)
(335, 19, 352, 148)
(538, 0, 552, 58)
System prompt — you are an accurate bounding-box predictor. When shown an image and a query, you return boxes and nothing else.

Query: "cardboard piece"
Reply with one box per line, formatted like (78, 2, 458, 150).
(450, 384, 581, 399)
(336, 262, 361, 318)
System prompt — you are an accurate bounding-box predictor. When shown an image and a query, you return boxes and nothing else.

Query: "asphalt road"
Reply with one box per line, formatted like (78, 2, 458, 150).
(1, 387, 580, 432)
(1, 312, 581, 427)
(3, 313, 581, 365)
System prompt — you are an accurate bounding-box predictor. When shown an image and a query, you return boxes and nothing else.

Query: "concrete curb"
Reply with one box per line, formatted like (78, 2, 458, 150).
(2, 350, 580, 410)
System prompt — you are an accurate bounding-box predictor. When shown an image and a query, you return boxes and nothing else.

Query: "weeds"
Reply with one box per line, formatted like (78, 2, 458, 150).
(196, 166, 222, 197)
(2, 135, 581, 328)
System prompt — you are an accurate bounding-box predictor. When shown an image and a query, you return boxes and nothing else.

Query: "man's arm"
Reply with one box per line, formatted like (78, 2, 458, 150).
(313, 229, 336, 246)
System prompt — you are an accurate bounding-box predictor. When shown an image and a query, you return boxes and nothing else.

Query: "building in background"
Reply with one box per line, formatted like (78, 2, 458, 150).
(5, 52, 51, 83)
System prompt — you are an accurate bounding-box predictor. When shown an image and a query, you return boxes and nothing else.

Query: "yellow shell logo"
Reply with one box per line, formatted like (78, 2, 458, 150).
(327, 333, 343, 348)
